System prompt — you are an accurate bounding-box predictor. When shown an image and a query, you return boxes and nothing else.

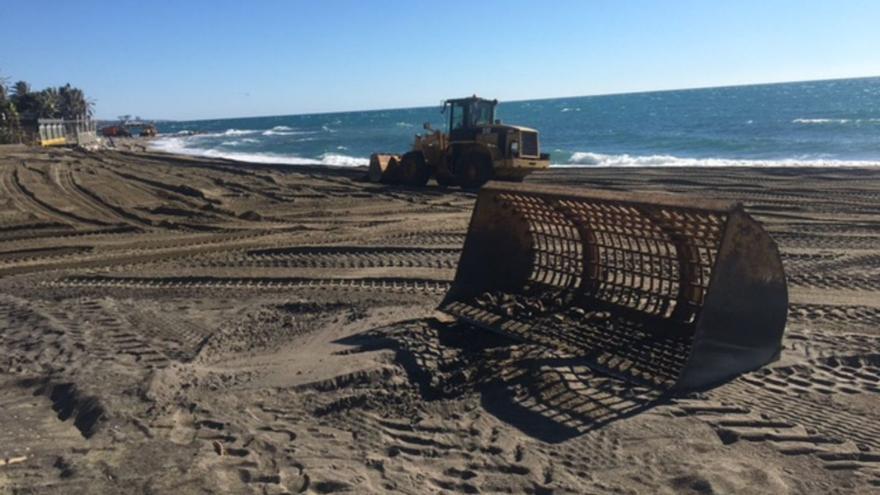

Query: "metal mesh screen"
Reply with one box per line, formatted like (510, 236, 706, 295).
(497, 192, 727, 326)
(443, 183, 787, 391)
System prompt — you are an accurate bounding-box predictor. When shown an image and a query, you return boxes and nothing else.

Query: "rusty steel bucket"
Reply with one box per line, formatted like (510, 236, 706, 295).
(440, 182, 788, 391)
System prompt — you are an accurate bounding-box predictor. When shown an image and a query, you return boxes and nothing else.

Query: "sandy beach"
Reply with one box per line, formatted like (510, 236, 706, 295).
(1, 144, 879, 494)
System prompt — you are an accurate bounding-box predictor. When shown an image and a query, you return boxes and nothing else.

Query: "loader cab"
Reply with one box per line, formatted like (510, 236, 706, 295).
(444, 96, 498, 141)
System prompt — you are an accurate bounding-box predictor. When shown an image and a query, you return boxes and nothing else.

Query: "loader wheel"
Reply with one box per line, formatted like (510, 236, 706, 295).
(455, 153, 493, 189)
(436, 174, 453, 188)
(400, 151, 431, 187)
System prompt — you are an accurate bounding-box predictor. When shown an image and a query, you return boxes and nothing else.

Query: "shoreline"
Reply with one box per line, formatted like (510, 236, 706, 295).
(138, 133, 880, 170)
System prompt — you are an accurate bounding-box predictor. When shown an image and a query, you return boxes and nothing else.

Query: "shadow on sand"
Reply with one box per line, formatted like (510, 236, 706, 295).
(335, 318, 674, 443)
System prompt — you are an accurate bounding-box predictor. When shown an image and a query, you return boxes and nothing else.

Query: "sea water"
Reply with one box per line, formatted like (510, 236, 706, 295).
(152, 76, 880, 167)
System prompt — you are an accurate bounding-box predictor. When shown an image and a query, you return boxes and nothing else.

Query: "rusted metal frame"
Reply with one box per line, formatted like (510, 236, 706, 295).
(645, 208, 724, 327)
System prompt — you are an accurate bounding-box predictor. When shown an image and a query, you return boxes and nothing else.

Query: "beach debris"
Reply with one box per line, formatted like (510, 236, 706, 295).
(0, 455, 28, 467)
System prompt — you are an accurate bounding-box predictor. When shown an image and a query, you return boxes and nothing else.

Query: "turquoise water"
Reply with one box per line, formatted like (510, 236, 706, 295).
(153, 76, 880, 167)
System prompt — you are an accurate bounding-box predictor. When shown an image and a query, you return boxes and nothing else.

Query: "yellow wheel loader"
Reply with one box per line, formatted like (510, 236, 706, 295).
(369, 96, 550, 188)
(439, 182, 789, 392)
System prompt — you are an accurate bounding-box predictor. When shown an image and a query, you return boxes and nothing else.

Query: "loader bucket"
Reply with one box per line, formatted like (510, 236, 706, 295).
(440, 182, 788, 392)
(369, 154, 401, 183)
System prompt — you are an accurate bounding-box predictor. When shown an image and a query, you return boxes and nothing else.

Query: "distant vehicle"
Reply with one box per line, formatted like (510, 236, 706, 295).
(100, 121, 157, 138)
(100, 125, 131, 138)
(138, 124, 157, 137)
(369, 96, 550, 188)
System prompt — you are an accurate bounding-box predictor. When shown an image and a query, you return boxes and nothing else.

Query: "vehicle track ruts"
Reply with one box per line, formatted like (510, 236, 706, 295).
(773, 232, 880, 250)
(49, 163, 125, 226)
(813, 253, 880, 275)
(671, 396, 880, 486)
(0, 229, 292, 277)
(190, 246, 461, 270)
(2, 165, 108, 227)
(46, 275, 451, 294)
(0, 245, 93, 265)
(0, 224, 142, 243)
(67, 170, 158, 228)
(0, 295, 80, 375)
(674, 383, 880, 486)
(789, 303, 880, 329)
(770, 222, 880, 235)
(780, 253, 843, 275)
(123, 309, 215, 361)
(740, 355, 880, 396)
(378, 231, 467, 247)
(714, 378, 880, 451)
(787, 273, 880, 291)
(786, 328, 880, 360)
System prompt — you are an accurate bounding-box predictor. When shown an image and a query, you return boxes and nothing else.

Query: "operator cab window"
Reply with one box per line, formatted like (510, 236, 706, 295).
(450, 103, 465, 130)
(470, 101, 494, 127)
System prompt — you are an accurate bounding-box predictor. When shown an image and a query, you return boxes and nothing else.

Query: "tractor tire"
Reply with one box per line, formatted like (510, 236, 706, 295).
(455, 152, 493, 189)
(400, 151, 431, 187)
(435, 174, 454, 188)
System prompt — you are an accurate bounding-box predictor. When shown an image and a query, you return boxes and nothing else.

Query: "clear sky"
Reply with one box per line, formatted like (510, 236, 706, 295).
(1, 0, 877, 120)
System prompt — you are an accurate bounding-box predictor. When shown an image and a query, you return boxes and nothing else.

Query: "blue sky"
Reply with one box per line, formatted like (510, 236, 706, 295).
(1, 0, 877, 120)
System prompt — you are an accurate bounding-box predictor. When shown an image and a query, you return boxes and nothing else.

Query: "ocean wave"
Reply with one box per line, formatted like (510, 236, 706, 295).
(792, 117, 880, 125)
(395, 122, 414, 128)
(318, 153, 369, 166)
(149, 136, 367, 167)
(262, 129, 300, 136)
(220, 137, 260, 146)
(221, 128, 260, 136)
(260, 125, 312, 136)
(564, 151, 880, 168)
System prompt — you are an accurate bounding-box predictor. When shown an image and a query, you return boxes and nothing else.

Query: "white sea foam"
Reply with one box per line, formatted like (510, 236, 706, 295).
(564, 151, 880, 168)
(261, 125, 311, 136)
(395, 122, 414, 128)
(319, 153, 369, 166)
(221, 128, 260, 136)
(220, 137, 260, 146)
(149, 136, 367, 167)
(791, 117, 880, 124)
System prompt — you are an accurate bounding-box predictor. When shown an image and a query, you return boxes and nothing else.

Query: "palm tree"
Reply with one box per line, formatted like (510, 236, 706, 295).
(13, 80, 30, 99)
(32, 87, 60, 118)
(0, 75, 22, 143)
(59, 84, 91, 119)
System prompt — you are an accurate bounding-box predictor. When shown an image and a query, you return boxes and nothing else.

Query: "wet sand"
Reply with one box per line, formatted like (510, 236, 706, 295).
(1, 145, 879, 494)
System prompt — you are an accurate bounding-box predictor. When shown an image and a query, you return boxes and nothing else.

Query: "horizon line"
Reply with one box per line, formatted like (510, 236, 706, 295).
(99, 73, 880, 123)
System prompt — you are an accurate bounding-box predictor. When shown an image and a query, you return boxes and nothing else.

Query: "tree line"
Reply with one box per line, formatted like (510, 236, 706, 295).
(0, 72, 94, 144)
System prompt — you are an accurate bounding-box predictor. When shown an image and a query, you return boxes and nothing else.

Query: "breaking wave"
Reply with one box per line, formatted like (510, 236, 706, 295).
(149, 136, 368, 167)
(563, 151, 880, 167)
(262, 125, 312, 136)
(221, 128, 260, 136)
(220, 137, 260, 146)
(792, 118, 880, 125)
